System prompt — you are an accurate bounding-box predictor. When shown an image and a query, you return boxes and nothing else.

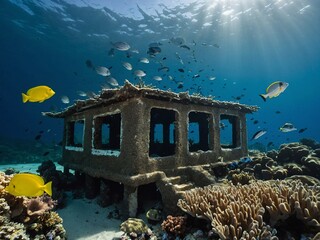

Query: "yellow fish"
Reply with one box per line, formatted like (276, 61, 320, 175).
(22, 85, 55, 103)
(5, 173, 52, 197)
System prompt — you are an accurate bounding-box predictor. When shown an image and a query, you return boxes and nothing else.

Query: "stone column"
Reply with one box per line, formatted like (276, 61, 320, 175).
(85, 174, 100, 199)
(122, 185, 138, 218)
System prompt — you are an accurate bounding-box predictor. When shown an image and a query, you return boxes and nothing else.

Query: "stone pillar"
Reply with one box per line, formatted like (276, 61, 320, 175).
(122, 185, 138, 218)
(85, 174, 100, 199)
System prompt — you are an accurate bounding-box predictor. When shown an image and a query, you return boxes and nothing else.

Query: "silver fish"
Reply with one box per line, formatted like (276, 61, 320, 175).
(61, 95, 70, 104)
(260, 81, 289, 101)
(134, 70, 146, 77)
(153, 76, 162, 81)
(139, 57, 149, 64)
(112, 41, 130, 51)
(122, 62, 132, 70)
(106, 77, 119, 87)
(95, 66, 111, 76)
(251, 130, 267, 140)
(279, 123, 297, 132)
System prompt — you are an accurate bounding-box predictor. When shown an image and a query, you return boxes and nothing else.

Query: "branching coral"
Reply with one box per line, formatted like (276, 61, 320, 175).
(177, 179, 320, 240)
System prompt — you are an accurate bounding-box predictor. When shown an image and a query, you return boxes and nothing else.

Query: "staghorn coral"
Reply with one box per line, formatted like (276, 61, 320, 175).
(177, 179, 320, 240)
(161, 215, 187, 237)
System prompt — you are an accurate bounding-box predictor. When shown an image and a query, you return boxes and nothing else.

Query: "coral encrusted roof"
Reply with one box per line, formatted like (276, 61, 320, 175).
(43, 80, 259, 118)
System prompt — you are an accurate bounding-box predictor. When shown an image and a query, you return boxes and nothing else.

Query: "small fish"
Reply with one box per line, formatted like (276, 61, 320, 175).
(95, 66, 111, 77)
(61, 95, 70, 104)
(147, 46, 161, 56)
(251, 130, 267, 140)
(192, 74, 200, 78)
(279, 123, 297, 132)
(178, 68, 184, 73)
(106, 77, 119, 87)
(259, 81, 289, 101)
(85, 59, 94, 69)
(134, 70, 146, 77)
(158, 66, 169, 72)
(43, 151, 50, 156)
(298, 128, 307, 133)
(275, 111, 281, 114)
(111, 41, 130, 51)
(139, 57, 149, 64)
(35, 134, 42, 140)
(108, 48, 115, 57)
(22, 86, 55, 103)
(77, 91, 87, 97)
(122, 62, 132, 70)
(153, 76, 162, 81)
(267, 141, 274, 147)
(209, 76, 216, 80)
(5, 173, 52, 197)
(177, 82, 184, 89)
(180, 45, 191, 50)
(253, 120, 259, 124)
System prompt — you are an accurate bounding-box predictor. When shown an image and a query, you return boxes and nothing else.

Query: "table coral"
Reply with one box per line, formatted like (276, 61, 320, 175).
(177, 179, 320, 240)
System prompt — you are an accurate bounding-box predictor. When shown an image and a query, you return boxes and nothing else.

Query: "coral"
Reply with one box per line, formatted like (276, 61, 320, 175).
(120, 218, 150, 235)
(161, 215, 187, 237)
(277, 143, 310, 163)
(177, 179, 320, 240)
(300, 138, 320, 150)
(0, 221, 29, 240)
(301, 155, 320, 179)
(0, 172, 66, 239)
(24, 196, 56, 220)
(228, 171, 255, 185)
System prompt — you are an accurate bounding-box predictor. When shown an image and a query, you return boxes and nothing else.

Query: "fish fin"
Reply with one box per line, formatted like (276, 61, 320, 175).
(44, 181, 52, 196)
(259, 94, 267, 101)
(22, 93, 29, 103)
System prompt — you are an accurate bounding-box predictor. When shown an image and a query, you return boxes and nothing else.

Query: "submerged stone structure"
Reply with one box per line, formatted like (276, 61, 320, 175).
(44, 81, 258, 216)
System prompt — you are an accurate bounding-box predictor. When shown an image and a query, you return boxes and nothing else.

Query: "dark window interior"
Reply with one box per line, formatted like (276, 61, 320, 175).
(188, 111, 211, 152)
(149, 108, 176, 157)
(220, 114, 240, 148)
(66, 119, 85, 147)
(93, 113, 121, 151)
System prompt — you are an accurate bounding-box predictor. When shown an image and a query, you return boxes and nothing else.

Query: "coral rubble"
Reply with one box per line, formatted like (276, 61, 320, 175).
(177, 179, 320, 240)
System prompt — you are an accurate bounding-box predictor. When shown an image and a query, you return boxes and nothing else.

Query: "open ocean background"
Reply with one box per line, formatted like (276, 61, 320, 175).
(0, 0, 319, 163)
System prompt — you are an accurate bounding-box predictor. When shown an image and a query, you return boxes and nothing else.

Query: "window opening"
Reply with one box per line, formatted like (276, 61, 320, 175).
(93, 113, 121, 151)
(220, 114, 241, 148)
(66, 119, 85, 148)
(149, 108, 177, 157)
(188, 112, 211, 152)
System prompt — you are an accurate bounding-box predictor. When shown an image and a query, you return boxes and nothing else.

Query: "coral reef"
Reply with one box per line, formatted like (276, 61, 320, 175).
(177, 179, 320, 240)
(224, 142, 320, 182)
(0, 172, 66, 239)
(161, 215, 188, 238)
(120, 217, 155, 239)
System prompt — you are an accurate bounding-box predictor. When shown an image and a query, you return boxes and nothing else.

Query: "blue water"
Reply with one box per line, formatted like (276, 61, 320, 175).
(0, 0, 319, 151)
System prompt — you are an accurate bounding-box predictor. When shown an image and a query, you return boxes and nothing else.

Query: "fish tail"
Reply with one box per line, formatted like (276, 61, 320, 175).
(44, 181, 52, 196)
(22, 93, 29, 103)
(259, 94, 267, 102)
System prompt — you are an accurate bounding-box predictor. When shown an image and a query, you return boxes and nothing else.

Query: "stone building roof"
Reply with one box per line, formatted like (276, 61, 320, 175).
(43, 80, 259, 118)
